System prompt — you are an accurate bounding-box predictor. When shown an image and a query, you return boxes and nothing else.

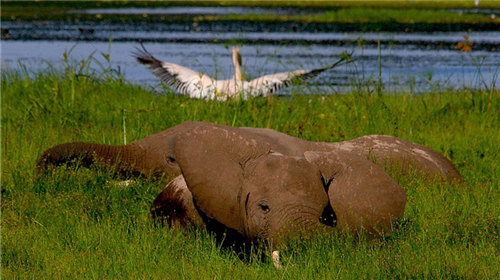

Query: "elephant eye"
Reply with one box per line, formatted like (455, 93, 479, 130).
(258, 203, 270, 213)
(167, 156, 176, 162)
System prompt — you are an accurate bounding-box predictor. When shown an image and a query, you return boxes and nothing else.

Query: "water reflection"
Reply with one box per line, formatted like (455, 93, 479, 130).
(3, 40, 497, 93)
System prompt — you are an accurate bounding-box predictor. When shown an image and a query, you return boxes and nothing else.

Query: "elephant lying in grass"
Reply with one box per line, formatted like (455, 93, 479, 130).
(37, 121, 461, 263)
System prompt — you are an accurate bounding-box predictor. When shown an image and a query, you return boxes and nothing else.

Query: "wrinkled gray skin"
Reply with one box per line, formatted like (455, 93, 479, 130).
(239, 127, 462, 182)
(38, 121, 462, 182)
(167, 124, 406, 245)
(38, 121, 460, 245)
(173, 125, 326, 244)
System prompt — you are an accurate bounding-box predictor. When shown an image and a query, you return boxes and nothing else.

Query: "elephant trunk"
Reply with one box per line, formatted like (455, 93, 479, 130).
(269, 210, 331, 248)
(269, 220, 335, 252)
(36, 142, 148, 177)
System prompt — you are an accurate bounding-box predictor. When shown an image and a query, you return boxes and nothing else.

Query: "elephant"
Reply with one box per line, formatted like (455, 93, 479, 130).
(37, 121, 462, 183)
(36, 122, 459, 247)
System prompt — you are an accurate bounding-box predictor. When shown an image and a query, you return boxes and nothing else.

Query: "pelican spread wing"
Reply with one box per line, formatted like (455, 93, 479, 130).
(247, 55, 351, 95)
(134, 49, 213, 97)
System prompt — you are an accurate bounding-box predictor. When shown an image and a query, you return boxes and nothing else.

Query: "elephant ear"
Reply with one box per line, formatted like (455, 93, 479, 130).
(174, 123, 270, 233)
(304, 150, 406, 235)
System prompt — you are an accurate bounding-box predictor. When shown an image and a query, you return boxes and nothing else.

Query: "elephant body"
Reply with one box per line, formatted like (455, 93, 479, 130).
(38, 121, 462, 182)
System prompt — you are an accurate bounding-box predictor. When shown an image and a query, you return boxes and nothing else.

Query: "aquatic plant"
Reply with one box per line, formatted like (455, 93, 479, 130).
(456, 35, 473, 53)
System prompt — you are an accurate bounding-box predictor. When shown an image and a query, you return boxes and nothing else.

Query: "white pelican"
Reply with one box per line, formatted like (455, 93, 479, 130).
(135, 45, 351, 100)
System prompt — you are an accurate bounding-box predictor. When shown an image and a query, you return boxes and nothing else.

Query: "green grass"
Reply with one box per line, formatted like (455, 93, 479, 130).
(198, 8, 499, 25)
(1, 59, 499, 279)
(2, 0, 499, 28)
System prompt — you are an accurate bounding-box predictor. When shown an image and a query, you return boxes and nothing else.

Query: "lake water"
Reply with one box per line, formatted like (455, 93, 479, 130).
(2, 7, 499, 94)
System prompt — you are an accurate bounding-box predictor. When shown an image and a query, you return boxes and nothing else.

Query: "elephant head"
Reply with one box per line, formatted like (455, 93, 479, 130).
(170, 123, 406, 246)
(173, 124, 328, 245)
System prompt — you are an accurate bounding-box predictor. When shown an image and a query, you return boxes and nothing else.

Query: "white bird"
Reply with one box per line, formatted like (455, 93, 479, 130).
(134, 45, 351, 101)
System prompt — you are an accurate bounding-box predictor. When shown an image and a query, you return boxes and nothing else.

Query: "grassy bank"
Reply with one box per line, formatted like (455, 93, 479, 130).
(1, 63, 499, 278)
(200, 8, 499, 24)
(2, 0, 499, 28)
